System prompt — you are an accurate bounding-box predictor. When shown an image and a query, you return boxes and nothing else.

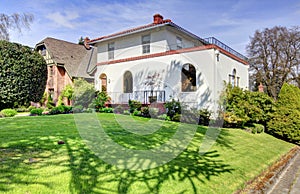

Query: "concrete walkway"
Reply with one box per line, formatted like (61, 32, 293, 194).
(268, 149, 300, 194)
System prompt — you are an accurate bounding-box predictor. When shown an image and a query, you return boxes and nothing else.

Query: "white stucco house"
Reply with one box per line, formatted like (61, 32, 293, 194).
(86, 14, 248, 112)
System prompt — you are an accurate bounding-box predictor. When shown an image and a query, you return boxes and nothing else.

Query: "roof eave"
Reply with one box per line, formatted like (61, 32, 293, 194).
(88, 22, 172, 45)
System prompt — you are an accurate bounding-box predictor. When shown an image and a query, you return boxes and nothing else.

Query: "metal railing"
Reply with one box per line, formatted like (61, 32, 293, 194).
(204, 37, 248, 61)
(107, 90, 166, 104)
(165, 37, 248, 61)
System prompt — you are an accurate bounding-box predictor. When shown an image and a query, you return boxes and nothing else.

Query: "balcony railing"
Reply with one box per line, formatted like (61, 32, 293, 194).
(107, 90, 166, 104)
(204, 37, 248, 61)
(165, 37, 247, 61)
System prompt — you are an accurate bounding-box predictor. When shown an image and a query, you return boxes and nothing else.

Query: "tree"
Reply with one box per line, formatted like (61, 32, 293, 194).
(247, 26, 300, 99)
(78, 36, 84, 45)
(0, 13, 34, 41)
(0, 40, 47, 110)
(73, 78, 95, 108)
(60, 84, 74, 105)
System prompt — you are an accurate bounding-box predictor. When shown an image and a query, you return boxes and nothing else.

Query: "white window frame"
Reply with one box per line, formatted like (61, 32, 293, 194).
(108, 42, 115, 60)
(142, 34, 150, 54)
(176, 36, 183, 49)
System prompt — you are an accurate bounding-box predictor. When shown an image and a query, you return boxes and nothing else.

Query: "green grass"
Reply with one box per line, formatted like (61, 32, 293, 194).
(0, 113, 294, 194)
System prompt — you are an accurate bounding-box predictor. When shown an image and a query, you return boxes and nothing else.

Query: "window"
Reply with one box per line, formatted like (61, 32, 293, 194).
(41, 47, 46, 56)
(142, 34, 150, 54)
(49, 66, 54, 76)
(100, 73, 107, 91)
(123, 71, 133, 93)
(182, 64, 196, 92)
(229, 69, 239, 87)
(108, 42, 114, 60)
(176, 36, 183, 49)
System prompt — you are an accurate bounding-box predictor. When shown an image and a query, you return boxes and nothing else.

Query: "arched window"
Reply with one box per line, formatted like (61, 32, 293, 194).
(100, 73, 107, 91)
(231, 69, 236, 87)
(181, 63, 196, 92)
(123, 71, 133, 93)
(229, 68, 240, 87)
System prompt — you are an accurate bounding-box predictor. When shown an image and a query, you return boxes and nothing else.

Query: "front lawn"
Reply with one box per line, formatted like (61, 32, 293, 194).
(0, 113, 294, 193)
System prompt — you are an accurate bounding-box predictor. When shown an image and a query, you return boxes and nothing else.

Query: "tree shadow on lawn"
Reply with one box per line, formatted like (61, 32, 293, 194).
(0, 136, 61, 192)
(63, 144, 234, 194)
(64, 125, 235, 194)
(0, 115, 235, 193)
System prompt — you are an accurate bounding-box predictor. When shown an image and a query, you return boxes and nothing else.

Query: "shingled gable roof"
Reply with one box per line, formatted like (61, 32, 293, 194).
(88, 14, 207, 44)
(35, 37, 95, 79)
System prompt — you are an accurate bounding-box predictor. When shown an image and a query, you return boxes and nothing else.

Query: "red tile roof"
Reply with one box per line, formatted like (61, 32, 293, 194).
(89, 19, 173, 44)
(96, 44, 248, 66)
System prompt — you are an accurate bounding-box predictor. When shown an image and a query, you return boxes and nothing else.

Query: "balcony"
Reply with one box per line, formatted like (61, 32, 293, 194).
(203, 37, 248, 61)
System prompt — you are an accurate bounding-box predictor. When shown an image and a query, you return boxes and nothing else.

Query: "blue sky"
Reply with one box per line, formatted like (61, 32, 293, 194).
(1, 0, 299, 55)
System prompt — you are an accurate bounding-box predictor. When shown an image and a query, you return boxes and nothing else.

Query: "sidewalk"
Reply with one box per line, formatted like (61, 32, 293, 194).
(268, 149, 300, 194)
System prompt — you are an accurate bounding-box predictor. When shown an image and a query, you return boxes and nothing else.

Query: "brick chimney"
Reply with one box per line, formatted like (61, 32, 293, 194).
(258, 83, 264, 93)
(84, 37, 91, 50)
(153, 14, 164, 24)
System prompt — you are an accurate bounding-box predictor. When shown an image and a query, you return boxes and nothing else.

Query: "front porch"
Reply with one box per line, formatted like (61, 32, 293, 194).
(107, 90, 166, 104)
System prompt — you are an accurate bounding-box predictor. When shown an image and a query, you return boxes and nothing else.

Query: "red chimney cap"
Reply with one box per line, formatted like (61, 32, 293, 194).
(153, 14, 164, 24)
(84, 37, 91, 50)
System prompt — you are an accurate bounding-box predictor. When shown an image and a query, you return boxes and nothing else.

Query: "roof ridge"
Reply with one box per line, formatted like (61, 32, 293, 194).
(43, 37, 84, 47)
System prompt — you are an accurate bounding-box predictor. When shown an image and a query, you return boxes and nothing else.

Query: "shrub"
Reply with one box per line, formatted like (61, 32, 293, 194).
(0, 112, 3, 118)
(94, 91, 110, 110)
(246, 123, 265, 134)
(0, 40, 47, 110)
(100, 107, 113, 113)
(128, 100, 142, 113)
(222, 84, 275, 128)
(30, 108, 43, 116)
(223, 112, 247, 128)
(198, 109, 211, 126)
(15, 106, 29, 112)
(46, 94, 55, 109)
(172, 113, 181, 122)
(149, 107, 159, 118)
(123, 110, 130, 115)
(28, 106, 36, 112)
(141, 107, 150, 117)
(1, 109, 17, 117)
(49, 105, 72, 115)
(40, 92, 47, 106)
(267, 83, 300, 143)
(165, 99, 181, 121)
(157, 114, 170, 121)
(133, 109, 141, 116)
(255, 124, 265, 133)
(73, 105, 83, 113)
(61, 84, 74, 105)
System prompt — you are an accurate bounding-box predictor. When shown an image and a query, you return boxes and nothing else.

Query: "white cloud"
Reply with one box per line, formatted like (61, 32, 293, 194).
(46, 11, 79, 29)
(7, 0, 300, 51)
